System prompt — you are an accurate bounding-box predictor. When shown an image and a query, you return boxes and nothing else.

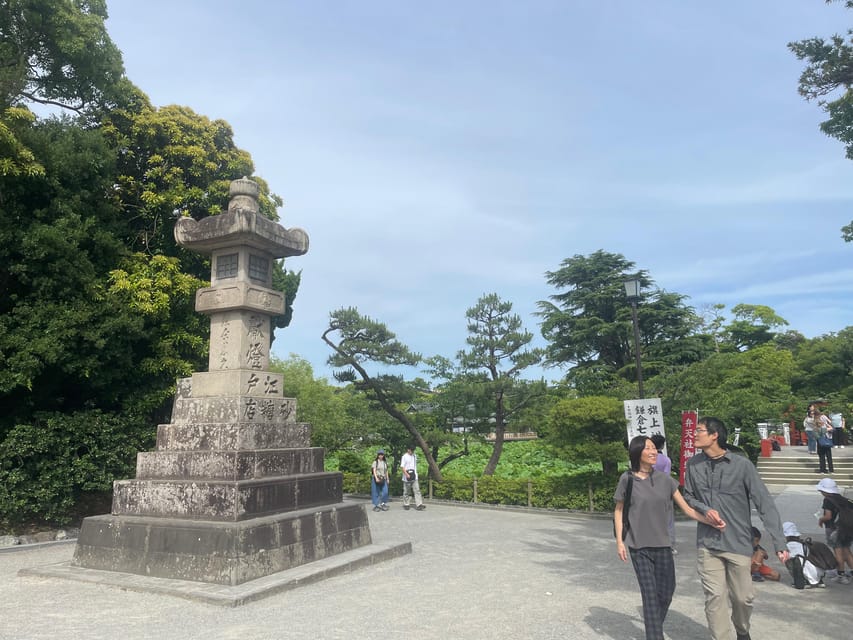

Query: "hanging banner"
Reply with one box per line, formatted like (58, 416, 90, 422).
(623, 398, 665, 442)
(679, 410, 698, 486)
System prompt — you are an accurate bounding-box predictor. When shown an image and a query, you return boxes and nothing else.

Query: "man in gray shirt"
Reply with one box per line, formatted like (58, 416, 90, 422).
(684, 417, 789, 640)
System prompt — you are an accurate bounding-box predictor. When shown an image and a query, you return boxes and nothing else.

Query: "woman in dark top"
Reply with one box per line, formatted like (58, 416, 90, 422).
(614, 436, 726, 640)
(816, 476, 853, 583)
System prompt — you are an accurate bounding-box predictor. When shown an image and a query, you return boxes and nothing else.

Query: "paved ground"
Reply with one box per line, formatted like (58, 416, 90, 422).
(1, 479, 849, 640)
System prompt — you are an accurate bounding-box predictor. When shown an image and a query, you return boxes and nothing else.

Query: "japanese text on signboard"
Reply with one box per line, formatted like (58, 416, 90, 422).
(623, 398, 664, 441)
(679, 410, 698, 486)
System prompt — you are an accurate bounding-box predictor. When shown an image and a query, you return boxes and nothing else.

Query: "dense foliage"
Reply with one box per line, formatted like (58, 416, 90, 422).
(0, 1, 301, 528)
(789, 0, 853, 241)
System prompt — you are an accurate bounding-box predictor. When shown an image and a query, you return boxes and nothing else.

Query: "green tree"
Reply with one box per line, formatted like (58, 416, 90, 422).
(537, 250, 709, 394)
(547, 395, 626, 474)
(321, 307, 443, 481)
(791, 328, 853, 404)
(271, 354, 357, 451)
(789, 0, 853, 240)
(722, 304, 789, 352)
(660, 345, 795, 436)
(101, 101, 301, 336)
(0, 0, 125, 113)
(456, 293, 545, 475)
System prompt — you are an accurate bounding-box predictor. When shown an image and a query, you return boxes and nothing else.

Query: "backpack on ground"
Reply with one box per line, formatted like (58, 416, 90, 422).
(800, 537, 838, 572)
(785, 554, 807, 590)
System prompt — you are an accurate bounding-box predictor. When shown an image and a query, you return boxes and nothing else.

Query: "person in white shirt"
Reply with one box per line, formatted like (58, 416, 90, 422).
(783, 521, 825, 589)
(400, 445, 425, 511)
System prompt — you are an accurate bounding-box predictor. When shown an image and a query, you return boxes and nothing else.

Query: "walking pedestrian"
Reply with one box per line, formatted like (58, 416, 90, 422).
(684, 417, 789, 640)
(830, 412, 846, 448)
(803, 404, 817, 454)
(815, 411, 834, 475)
(370, 449, 390, 512)
(400, 445, 425, 510)
(614, 435, 726, 640)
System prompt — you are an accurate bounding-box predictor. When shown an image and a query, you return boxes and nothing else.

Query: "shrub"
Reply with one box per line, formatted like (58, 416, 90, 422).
(0, 410, 152, 528)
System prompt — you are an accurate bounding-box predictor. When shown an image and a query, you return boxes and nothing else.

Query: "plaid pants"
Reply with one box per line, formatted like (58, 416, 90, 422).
(630, 547, 676, 640)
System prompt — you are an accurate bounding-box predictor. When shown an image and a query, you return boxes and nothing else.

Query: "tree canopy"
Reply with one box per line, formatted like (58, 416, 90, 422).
(789, 0, 853, 240)
(537, 250, 709, 394)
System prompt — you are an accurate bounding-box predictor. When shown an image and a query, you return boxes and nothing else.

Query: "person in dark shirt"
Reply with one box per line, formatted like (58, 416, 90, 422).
(816, 477, 853, 583)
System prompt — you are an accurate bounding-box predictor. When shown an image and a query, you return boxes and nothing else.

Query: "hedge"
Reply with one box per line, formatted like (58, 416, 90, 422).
(342, 471, 621, 513)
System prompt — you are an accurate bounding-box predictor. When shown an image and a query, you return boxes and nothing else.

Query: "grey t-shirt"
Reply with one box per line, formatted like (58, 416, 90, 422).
(614, 470, 678, 549)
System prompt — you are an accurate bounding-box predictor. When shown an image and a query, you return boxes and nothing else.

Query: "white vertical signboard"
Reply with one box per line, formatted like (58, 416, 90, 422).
(623, 398, 665, 443)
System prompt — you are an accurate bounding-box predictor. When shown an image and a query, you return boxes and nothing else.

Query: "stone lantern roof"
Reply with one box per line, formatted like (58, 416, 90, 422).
(173, 176, 309, 258)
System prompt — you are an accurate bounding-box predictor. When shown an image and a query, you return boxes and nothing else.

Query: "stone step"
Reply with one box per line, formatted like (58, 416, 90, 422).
(156, 421, 311, 451)
(72, 503, 372, 586)
(170, 395, 298, 424)
(112, 472, 343, 521)
(135, 448, 325, 481)
(757, 455, 853, 486)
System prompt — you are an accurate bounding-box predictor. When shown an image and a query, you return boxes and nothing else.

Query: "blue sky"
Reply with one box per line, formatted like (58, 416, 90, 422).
(104, 1, 853, 383)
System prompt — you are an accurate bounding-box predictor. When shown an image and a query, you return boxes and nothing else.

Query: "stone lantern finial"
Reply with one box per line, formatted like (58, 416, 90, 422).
(228, 176, 260, 214)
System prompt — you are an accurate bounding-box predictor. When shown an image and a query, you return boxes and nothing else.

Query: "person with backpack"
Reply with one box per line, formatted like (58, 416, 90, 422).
(370, 449, 390, 512)
(614, 435, 726, 640)
(783, 521, 828, 589)
(816, 477, 853, 584)
(815, 410, 835, 475)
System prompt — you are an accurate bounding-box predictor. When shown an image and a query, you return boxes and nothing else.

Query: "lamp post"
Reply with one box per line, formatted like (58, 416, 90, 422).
(624, 277, 644, 399)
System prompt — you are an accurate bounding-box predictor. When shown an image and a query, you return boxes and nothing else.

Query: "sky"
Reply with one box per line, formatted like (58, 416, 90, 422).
(103, 1, 853, 383)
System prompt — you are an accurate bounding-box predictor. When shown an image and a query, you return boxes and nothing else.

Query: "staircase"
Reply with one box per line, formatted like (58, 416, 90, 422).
(757, 445, 853, 487)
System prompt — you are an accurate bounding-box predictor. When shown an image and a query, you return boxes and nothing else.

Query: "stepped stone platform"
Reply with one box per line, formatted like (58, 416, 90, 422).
(22, 177, 410, 603)
(757, 442, 853, 486)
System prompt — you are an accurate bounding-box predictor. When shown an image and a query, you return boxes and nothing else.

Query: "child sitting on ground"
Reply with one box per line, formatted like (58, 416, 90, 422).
(751, 526, 781, 582)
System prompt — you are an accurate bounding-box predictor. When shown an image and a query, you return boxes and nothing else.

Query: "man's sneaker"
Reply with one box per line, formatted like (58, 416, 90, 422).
(752, 574, 765, 582)
(403, 505, 410, 510)
(838, 575, 851, 585)
(415, 504, 426, 510)
(373, 506, 380, 512)
(380, 503, 389, 511)
(804, 580, 827, 589)
(671, 548, 678, 556)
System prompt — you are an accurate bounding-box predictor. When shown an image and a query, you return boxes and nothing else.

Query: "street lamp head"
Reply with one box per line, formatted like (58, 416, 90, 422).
(624, 277, 641, 302)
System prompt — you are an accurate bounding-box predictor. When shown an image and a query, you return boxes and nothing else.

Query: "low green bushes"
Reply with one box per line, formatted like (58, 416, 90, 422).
(342, 470, 620, 513)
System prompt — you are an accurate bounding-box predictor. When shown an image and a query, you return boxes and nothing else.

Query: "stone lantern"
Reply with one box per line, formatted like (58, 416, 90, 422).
(60, 178, 409, 602)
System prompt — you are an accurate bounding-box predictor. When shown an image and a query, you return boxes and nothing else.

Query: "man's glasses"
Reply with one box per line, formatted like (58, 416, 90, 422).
(695, 428, 708, 434)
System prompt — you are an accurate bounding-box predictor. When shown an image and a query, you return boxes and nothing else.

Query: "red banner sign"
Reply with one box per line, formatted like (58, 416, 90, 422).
(679, 410, 698, 486)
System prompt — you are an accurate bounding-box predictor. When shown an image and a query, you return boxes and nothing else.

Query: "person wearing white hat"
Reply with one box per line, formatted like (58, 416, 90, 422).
(816, 477, 853, 583)
(783, 521, 825, 588)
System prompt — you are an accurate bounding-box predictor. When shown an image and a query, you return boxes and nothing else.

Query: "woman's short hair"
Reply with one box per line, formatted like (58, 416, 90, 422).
(628, 435, 651, 471)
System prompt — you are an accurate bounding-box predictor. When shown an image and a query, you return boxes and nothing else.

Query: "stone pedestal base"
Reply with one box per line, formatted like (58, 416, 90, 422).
(72, 502, 371, 586)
